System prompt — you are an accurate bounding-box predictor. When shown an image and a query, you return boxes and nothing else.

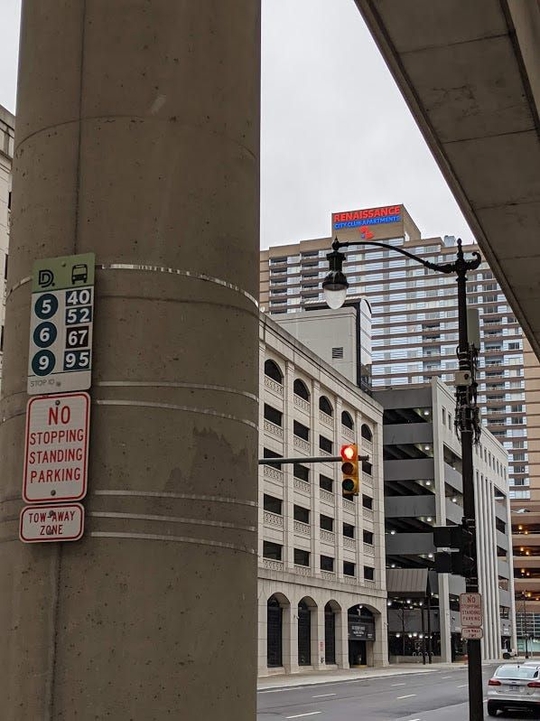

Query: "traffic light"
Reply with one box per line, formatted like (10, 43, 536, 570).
(341, 444, 359, 496)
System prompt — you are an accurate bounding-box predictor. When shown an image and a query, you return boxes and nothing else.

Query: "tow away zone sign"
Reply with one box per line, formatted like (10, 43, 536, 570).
(19, 503, 85, 543)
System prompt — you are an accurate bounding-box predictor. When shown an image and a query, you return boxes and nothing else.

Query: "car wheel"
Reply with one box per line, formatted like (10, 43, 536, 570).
(487, 701, 499, 717)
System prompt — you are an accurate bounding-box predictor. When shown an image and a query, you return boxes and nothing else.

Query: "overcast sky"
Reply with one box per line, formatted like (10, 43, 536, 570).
(0, 0, 472, 250)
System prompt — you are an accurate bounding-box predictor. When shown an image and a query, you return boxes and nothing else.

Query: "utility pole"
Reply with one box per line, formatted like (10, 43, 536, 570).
(323, 236, 484, 720)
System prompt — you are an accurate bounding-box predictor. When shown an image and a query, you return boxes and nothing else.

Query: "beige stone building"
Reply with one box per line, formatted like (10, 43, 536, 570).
(258, 313, 387, 675)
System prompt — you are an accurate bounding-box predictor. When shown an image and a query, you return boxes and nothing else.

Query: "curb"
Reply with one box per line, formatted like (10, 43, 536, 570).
(257, 663, 468, 692)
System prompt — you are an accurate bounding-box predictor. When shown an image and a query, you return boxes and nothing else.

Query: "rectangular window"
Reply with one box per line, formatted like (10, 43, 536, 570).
(263, 448, 282, 469)
(294, 463, 310, 482)
(363, 530, 374, 545)
(294, 548, 310, 567)
(332, 347, 344, 359)
(263, 541, 282, 561)
(320, 555, 334, 572)
(294, 505, 310, 524)
(362, 495, 373, 510)
(362, 460, 373, 476)
(263, 494, 282, 515)
(343, 523, 355, 539)
(343, 561, 356, 577)
(319, 435, 333, 454)
(319, 474, 333, 492)
(364, 566, 375, 580)
(294, 420, 310, 441)
(320, 514, 334, 532)
(264, 404, 283, 427)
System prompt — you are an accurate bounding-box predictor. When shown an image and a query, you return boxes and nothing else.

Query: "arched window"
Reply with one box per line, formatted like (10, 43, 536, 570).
(264, 359, 283, 384)
(319, 396, 333, 416)
(267, 595, 283, 668)
(341, 411, 354, 430)
(361, 423, 373, 442)
(293, 378, 310, 401)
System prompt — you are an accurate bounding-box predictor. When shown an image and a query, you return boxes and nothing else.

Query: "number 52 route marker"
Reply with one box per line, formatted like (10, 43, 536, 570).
(27, 253, 95, 395)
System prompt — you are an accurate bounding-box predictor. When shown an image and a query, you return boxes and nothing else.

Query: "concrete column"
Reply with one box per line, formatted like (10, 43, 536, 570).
(0, 2, 260, 720)
(258, 590, 269, 676)
(337, 607, 350, 668)
(313, 604, 325, 669)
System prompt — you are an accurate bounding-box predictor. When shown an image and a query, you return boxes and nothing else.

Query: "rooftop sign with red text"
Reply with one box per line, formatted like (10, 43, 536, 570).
(332, 205, 402, 230)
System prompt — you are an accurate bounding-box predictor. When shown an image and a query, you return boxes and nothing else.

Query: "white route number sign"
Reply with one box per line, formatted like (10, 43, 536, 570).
(23, 392, 90, 503)
(19, 504, 84, 543)
(460, 592, 483, 628)
(28, 252, 95, 395)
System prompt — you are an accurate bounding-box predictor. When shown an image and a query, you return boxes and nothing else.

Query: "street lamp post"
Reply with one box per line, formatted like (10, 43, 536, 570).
(522, 592, 531, 659)
(323, 236, 484, 721)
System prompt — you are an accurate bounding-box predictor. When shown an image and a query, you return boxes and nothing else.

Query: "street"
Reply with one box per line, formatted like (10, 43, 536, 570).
(257, 664, 537, 720)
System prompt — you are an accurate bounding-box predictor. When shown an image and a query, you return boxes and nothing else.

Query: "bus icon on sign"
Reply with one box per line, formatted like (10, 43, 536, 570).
(71, 264, 88, 285)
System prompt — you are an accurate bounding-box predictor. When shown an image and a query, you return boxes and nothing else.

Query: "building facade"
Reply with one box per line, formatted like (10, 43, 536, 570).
(375, 380, 516, 662)
(0, 105, 14, 388)
(258, 314, 387, 675)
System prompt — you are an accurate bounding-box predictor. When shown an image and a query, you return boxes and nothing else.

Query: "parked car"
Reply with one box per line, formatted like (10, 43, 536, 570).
(487, 663, 540, 716)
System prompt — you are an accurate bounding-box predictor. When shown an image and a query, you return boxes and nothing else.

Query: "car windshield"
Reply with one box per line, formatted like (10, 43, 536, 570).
(496, 666, 539, 679)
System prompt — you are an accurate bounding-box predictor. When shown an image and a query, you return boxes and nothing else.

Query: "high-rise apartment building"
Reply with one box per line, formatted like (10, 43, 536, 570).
(260, 204, 527, 504)
(0, 106, 14, 388)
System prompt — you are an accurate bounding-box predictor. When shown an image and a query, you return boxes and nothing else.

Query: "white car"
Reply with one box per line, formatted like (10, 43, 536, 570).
(487, 663, 540, 717)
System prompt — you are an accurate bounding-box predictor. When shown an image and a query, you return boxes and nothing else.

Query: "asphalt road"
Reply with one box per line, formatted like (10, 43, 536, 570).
(257, 664, 538, 720)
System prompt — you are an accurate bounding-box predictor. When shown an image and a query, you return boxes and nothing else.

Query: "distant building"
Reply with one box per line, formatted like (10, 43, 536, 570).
(258, 313, 387, 675)
(375, 380, 516, 661)
(0, 104, 14, 389)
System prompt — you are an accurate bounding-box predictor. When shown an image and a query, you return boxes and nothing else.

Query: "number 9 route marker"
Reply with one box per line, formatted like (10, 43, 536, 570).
(28, 253, 95, 395)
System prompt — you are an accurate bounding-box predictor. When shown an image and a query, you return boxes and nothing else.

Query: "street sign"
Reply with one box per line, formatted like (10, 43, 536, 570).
(23, 392, 90, 503)
(462, 627, 483, 640)
(19, 503, 84, 543)
(460, 592, 483, 628)
(28, 252, 95, 395)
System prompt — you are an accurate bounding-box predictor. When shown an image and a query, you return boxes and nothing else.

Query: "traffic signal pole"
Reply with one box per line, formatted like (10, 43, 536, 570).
(324, 236, 483, 720)
(455, 244, 484, 721)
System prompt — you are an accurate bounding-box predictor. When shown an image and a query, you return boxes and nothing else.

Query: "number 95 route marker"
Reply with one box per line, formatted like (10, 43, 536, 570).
(27, 253, 95, 395)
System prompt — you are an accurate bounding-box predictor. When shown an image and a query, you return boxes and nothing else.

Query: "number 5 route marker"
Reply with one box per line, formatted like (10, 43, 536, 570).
(27, 253, 95, 395)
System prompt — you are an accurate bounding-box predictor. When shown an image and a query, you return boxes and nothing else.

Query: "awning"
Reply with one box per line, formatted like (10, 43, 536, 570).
(386, 568, 429, 599)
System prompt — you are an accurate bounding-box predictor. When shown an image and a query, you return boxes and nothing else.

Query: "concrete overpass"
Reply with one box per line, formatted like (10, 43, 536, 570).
(354, 0, 540, 359)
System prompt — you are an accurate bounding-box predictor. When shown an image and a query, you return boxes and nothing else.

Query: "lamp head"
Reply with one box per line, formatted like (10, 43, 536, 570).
(322, 240, 349, 309)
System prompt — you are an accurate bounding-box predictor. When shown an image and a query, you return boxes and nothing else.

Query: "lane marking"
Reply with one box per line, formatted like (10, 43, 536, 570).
(440, 675, 452, 679)
(407, 718, 421, 721)
(312, 693, 337, 698)
(391, 682, 407, 687)
(457, 684, 467, 688)
(397, 694, 417, 700)
(286, 714, 322, 719)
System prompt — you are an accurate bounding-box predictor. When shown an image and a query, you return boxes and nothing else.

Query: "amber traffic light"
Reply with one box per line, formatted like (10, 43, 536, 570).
(341, 443, 359, 496)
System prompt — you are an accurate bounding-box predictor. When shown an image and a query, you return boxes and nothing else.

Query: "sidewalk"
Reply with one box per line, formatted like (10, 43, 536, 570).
(257, 661, 468, 691)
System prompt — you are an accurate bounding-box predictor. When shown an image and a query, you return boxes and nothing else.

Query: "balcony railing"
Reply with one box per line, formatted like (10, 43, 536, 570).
(264, 376, 284, 396)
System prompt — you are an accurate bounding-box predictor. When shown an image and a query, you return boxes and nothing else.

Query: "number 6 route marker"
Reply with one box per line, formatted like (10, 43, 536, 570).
(27, 253, 95, 395)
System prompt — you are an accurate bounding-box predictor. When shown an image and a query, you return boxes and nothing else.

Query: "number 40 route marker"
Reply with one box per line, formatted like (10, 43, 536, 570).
(27, 253, 95, 395)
